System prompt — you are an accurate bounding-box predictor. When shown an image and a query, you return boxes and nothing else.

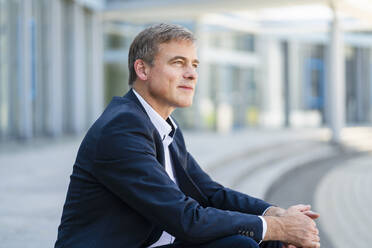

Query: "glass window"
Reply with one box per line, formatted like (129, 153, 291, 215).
(0, 0, 9, 139)
(105, 33, 125, 50)
(32, 0, 48, 136)
(85, 9, 94, 126)
(0, 0, 20, 139)
(235, 32, 255, 52)
(104, 63, 129, 106)
(62, 0, 74, 133)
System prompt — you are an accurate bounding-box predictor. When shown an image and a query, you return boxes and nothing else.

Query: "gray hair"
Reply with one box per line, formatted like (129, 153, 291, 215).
(128, 23, 196, 85)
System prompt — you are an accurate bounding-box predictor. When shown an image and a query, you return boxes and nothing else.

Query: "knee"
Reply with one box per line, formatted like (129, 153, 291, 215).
(259, 241, 283, 248)
(220, 235, 259, 248)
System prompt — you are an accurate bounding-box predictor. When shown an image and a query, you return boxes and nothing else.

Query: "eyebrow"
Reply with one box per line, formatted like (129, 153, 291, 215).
(170, 56, 199, 65)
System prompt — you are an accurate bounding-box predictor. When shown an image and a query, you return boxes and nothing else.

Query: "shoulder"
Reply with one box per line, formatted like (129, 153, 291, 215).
(94, 96, 157, 146)
(97, 96, 153, 134)
(92, 97, 159, 160)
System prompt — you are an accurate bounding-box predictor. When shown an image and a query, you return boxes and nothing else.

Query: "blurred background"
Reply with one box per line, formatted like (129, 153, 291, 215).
(1, 0, 372, 247)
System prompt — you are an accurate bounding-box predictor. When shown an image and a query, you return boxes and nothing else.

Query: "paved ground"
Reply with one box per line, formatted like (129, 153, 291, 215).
(0, 127, 371, 248)
(315, 154, 372, 248)
(264, 145, 358, 248)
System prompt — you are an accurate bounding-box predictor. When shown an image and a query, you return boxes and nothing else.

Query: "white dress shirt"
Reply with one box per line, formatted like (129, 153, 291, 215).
(133, 89, 267, 246)
(133, 90, 177, 247)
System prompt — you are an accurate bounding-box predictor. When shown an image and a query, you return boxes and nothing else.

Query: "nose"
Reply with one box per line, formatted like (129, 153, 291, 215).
(183, 65, 198, 81)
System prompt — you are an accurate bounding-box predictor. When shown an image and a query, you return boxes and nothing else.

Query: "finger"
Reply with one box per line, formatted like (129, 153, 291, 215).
(312, 228, 319, 235)
(304, 211, 320, 219)
(308, 218, 317, 228)
(308, 227, 319, 235)
(282, 243, 297, 248)
(304, 241, 320, 248)
(292, 204, 311, 212)
(311, 233, 320, 242)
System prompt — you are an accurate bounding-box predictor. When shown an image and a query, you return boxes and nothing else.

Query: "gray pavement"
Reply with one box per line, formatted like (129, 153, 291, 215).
(315, 154, 372, 248)
(264, 145, 358, 248)
(0, 127, 371, 248)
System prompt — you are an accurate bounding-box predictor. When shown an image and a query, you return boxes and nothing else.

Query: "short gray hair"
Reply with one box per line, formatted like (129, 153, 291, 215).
(128, 23, 196, 85)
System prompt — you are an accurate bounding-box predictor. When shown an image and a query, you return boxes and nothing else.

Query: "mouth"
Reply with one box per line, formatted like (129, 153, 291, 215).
(178, 85, 194, 91)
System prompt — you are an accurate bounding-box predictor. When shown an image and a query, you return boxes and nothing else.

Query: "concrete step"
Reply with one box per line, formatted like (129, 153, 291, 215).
(207, 140, 315, 187)
(204, 138, 337, 199)
(185, 128, 330, 170)
(315, 155, 372, 248)
(235, 144, 337, 199)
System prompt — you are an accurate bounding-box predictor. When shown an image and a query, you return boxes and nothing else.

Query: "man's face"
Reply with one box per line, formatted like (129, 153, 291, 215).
(146, 40, 199, 113)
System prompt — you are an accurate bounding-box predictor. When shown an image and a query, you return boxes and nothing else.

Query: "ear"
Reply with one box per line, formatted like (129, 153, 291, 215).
(134, 59, 149, 81)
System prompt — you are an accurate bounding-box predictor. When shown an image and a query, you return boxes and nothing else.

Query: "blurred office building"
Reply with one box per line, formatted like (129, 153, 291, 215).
(0, 0, 104, 142)
(104, 1, 372, 132)
(2, 0, 372, 143)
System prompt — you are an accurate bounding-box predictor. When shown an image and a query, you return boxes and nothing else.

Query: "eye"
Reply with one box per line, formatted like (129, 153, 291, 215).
(173, 60, 184, 65)
(192, 63, 199, 69)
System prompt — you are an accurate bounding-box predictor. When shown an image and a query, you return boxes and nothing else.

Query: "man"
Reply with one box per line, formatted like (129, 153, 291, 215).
(55, 23, 320, 248)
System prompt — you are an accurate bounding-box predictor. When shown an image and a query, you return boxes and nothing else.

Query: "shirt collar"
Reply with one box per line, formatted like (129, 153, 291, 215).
(133, 89, 177, 140)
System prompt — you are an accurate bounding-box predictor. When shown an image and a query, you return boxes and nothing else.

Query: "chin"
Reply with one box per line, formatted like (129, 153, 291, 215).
(178, 102, 193, 108)
(176, 99, 193, 108)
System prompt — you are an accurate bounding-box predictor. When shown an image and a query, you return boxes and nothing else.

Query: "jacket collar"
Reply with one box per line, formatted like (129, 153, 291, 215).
(132, 89, 177, 141)
(124, 88, 177, 139)
(123, 88, 147, 115)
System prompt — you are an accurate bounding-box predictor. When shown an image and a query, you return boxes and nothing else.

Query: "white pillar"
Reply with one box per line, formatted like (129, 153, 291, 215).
(18, 0, 33, 139)
(46, 0, 63, 136)
(258, 36, 284, 127)
(216, 66, 233, 133)
(329, 7, 345, 143)
(90, 11, 104, 123)
(369, 49, 372, 122)
(194, 18, 212, 130)
(70, 3, 86, 133)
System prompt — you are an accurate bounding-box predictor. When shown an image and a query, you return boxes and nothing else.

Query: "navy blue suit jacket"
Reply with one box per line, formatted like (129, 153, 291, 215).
(55, 89, 272, 248)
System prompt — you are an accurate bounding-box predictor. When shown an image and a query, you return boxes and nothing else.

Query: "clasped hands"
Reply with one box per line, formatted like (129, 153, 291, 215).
(263, 204, 320, 248)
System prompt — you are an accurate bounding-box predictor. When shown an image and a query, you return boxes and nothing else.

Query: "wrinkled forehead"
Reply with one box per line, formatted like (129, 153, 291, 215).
(155, 39, 198, 59)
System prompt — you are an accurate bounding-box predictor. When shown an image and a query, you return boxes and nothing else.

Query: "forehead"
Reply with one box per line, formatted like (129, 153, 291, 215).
(156, 40, 198, 59)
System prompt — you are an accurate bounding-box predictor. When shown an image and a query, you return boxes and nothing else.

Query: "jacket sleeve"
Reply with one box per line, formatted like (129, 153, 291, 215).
(91, 112, 264, 243)
(185, 152, 272, 216)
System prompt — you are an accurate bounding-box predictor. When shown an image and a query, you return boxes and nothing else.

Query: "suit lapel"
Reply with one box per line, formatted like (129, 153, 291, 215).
(124, 89, 167, 168)
(154, 137, 165, 168)
(169, 143, 209, 207)
(124, 89, 207, 204)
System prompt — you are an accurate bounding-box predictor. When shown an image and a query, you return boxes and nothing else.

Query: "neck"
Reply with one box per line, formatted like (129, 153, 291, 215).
(132, 84, 174, 120)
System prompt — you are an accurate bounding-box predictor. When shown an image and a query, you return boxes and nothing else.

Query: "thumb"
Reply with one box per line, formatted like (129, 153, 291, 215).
(304, 210, 320, 219)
